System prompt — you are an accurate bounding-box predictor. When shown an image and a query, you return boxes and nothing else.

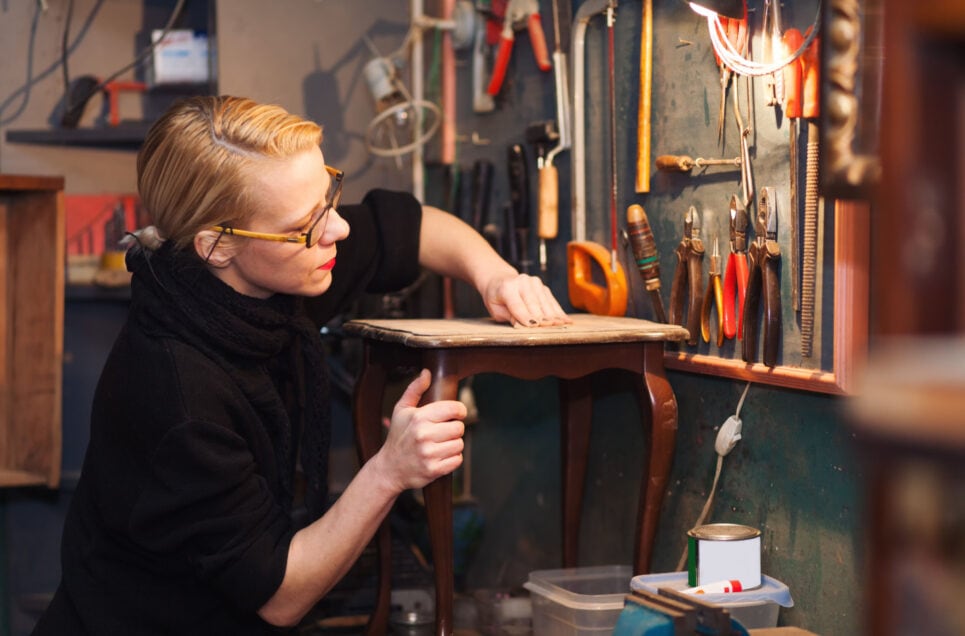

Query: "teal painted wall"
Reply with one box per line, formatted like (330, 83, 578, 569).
(462, 371, 862, 636)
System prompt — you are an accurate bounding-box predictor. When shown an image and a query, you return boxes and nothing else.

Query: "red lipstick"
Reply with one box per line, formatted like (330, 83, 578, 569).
(319, 258, 336, 271)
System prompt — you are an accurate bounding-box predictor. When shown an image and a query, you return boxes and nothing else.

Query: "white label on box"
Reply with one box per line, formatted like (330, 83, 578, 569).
(698, 537, 761, 589)
(150, 29, 209, 85)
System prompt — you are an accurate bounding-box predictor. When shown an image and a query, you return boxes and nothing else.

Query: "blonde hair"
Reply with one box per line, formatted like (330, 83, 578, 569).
(136, 96, 323, 252)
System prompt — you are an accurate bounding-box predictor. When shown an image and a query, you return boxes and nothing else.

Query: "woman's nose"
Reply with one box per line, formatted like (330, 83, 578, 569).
(320, 207, 350, 244)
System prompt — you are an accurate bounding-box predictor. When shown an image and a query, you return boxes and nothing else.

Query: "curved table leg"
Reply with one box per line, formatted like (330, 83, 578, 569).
(421, 359, 460, 636)
(634, 344, 679, 574)
(353, 348, 391, 636)
(559, 376, 593, 568)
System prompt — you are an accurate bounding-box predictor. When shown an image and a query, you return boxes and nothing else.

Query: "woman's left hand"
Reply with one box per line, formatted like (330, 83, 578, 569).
(482, 273, 572, 327)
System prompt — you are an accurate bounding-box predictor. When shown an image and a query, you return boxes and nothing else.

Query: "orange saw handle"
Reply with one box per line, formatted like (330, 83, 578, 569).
(567, 241, 628, 317)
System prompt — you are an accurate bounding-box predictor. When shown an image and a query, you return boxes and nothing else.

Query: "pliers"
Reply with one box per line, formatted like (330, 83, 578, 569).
(669, 206, 704, 346)
(741, 187, 782, 367)
(487, 0, 551, 96)
(722, 195, 749, 340)
(700, 235, 725, 347)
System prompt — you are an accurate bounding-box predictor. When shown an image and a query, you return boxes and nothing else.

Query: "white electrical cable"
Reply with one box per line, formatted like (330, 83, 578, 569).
(694, 1, 822, 77)
(675, 381, 752, 572)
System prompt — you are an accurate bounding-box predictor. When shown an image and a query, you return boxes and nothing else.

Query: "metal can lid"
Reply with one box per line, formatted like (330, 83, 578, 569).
(687, 523, 761, 541)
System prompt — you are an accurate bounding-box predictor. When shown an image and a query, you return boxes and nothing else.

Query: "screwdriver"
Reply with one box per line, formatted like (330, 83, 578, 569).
(626, 204, 667, 323)
(783, 28, 804, 314)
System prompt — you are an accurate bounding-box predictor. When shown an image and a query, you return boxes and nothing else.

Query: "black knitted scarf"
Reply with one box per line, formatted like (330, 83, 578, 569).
(126, 241, 331, 521)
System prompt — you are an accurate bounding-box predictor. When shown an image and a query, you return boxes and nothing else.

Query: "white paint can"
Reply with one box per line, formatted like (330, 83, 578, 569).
(687, 523, 762, 590)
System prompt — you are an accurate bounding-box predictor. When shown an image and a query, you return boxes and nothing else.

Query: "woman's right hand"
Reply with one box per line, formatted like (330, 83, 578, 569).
(376, 369, 466, 492)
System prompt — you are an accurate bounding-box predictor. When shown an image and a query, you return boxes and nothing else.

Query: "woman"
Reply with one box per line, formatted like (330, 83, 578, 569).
(34, 96, 568, 634)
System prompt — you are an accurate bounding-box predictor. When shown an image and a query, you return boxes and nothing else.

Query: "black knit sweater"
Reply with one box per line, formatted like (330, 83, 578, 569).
(33, 190, 422, 635)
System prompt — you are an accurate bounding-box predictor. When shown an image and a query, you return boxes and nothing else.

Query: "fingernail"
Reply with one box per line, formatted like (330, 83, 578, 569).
(528, 319, 538, 325)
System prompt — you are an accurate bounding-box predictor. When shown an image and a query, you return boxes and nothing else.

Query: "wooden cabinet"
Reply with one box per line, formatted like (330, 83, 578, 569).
(0, 175, 64, 487)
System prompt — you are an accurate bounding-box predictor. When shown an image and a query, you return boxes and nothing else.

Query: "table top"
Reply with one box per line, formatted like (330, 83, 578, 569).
(343, 314, 690, 348)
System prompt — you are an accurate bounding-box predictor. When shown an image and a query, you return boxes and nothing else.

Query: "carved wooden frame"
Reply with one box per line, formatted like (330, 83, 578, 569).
(821, 0, 883, 198)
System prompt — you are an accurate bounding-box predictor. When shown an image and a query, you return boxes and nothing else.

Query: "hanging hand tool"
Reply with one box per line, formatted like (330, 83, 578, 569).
(655, 154, 741, 173)
(742, 187, 782, 367)
(700, 235, 725, 347)
(568, 0, 626, 316)
(507, 143, 533, 273)
(626, 204, 667, 323)
(538, 0, 572, 272)
(472, 3, 496, 113)
(605, 0, 619, 274)
(732, 75, 754, 210)
(799, 31, 821, 358)
(713, 2, 747, 147)
(722, 195, 749, 340)
(635, 0, 653, 193)
(469, 159, 494, 233)
(761, 0, 784, 108)
(783, 27, 804, 313)
(567, 242, 628, 316)
(487, 0, 551, 96)
(526, 120, 559, 169)
(669, 206, 704, 346)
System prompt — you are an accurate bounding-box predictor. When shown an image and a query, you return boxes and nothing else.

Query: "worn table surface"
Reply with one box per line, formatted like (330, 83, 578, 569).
(344, 314, 689, 348)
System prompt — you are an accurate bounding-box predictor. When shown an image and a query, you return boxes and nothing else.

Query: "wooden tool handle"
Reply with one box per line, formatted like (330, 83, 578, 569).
(656, 155, 695, 172)
(538, 164, 559, 239)
(635, 0, 653, 193)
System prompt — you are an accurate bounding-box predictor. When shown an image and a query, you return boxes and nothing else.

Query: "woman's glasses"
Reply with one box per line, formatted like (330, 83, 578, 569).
(210, 165, 343, 248)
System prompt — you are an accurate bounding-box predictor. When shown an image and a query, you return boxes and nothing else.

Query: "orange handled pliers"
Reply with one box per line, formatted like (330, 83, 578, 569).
(487, 0, 551, 96)
(700, 236, 725, 347)
(722, 195, 749, 340)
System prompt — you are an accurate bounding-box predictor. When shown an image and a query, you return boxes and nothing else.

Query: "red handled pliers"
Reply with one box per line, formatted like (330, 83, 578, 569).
(487, 0, 551, 96)
(722, 195, 749, 340)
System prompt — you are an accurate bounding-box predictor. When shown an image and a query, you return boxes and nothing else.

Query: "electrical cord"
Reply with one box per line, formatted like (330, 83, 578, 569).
(693, 1, 821, 77)
(674, 381, 751, 572)
(60, 0, 188, 126)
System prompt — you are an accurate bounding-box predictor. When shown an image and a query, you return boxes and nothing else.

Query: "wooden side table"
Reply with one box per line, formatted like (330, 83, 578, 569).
(344, 314, 689, 636)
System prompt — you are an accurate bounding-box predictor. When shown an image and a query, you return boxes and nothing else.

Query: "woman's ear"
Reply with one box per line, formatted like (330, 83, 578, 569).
(194, 229, 233, 267)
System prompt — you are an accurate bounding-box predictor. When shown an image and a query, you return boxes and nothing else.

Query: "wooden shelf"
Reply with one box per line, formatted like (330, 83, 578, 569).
(0, 174, 65, 488)
(5, 122, 152, 149)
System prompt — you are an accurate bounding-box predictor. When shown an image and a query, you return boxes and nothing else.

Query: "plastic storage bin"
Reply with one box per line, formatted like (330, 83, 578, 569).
(523, 565, 632, 636)
(630, 572, 794, 629)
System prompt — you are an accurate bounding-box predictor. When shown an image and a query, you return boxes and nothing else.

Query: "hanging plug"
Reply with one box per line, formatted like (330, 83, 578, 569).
(715, 415, 742, 456)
